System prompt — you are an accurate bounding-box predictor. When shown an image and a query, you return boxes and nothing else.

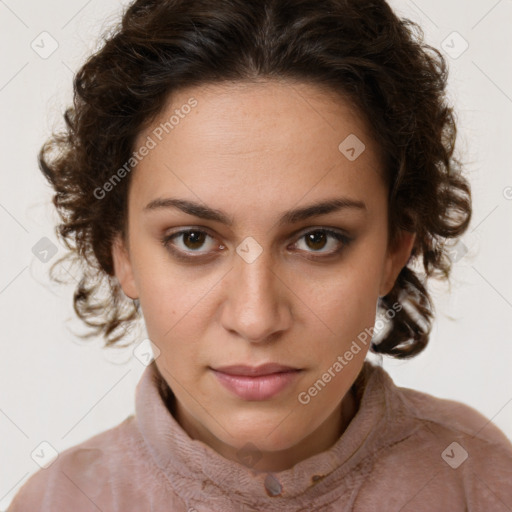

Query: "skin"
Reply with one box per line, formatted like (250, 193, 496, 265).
(112, 79, 415, 473)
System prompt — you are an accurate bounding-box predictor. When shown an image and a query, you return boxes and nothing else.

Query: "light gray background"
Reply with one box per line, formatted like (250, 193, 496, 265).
(1, 0, 511, 508)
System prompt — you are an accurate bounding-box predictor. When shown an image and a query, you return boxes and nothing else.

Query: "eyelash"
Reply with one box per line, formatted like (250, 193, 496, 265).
(161, 227, 352, 262)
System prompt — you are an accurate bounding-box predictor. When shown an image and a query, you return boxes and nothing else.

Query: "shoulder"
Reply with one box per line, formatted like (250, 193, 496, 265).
(359, 367, 512, 511)
(7, 415, 157, 511)
(407, 386, 512, 508)
(395, 382, 512, 460)
(367, 363, 512, 454)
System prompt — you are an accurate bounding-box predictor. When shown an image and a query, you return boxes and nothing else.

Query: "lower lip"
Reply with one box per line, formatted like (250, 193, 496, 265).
(211, 369, 302, 401)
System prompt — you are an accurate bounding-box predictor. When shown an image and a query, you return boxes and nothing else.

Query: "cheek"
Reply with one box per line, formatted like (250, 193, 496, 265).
(132, 258, 214, 368)
(129, 239, 200, 325)
(295, 255, 384, 367)
(310, 290, 378, 367)
(304, 263, 381, 329)
(138, 280, 202, 342)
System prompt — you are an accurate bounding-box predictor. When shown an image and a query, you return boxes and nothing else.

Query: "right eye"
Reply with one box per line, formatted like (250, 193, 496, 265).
(161, 228, 224, 261)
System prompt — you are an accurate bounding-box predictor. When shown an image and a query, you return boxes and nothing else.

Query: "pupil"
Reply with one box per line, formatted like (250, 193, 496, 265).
(307, 232, 326, 250)
(186, 231, 204, 249)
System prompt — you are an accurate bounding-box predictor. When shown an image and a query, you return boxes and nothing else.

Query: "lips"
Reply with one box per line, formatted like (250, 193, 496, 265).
(210, 363, 303, 400)
(211, 363, 300, 377)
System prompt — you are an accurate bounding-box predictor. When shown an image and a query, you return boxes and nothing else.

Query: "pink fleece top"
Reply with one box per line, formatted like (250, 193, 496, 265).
(8, 360, 512, 511)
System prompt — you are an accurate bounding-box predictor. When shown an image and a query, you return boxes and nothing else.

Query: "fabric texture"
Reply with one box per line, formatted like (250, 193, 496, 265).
(8, 360, 512, 511)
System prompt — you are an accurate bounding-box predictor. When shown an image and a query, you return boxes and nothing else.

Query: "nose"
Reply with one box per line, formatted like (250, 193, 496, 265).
(220, 248, 292, 344)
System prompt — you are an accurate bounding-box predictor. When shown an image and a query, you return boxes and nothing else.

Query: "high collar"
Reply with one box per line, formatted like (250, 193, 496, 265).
(135, 360, 405, 511)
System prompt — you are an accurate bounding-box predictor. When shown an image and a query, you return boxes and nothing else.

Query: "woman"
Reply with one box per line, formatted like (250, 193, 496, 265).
(8, 0, 512, 510)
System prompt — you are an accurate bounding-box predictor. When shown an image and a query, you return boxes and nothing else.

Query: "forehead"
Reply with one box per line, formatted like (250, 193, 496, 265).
(129, 80, 386, 219)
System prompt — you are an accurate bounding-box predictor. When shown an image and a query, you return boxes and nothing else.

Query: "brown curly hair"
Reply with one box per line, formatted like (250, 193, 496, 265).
(40, 0, 471, 356)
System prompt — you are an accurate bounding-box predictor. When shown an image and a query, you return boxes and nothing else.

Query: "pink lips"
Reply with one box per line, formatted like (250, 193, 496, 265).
(211, 364, 302, 401)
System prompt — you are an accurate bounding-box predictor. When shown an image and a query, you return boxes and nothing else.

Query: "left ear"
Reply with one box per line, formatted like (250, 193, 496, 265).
(379, 230, 416, 298)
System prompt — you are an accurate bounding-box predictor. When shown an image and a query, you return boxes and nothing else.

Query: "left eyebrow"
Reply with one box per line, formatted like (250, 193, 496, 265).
(143, 196, 367, 227)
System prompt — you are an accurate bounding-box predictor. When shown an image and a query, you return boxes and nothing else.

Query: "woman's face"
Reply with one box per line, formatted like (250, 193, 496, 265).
(113, 80, 414, 471)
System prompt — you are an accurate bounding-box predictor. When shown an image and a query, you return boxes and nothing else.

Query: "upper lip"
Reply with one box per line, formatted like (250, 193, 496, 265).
(211, 363, 300, 377)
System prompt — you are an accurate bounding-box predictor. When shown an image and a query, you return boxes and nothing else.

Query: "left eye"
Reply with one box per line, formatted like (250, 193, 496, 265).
(293, 229, 350, 255)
